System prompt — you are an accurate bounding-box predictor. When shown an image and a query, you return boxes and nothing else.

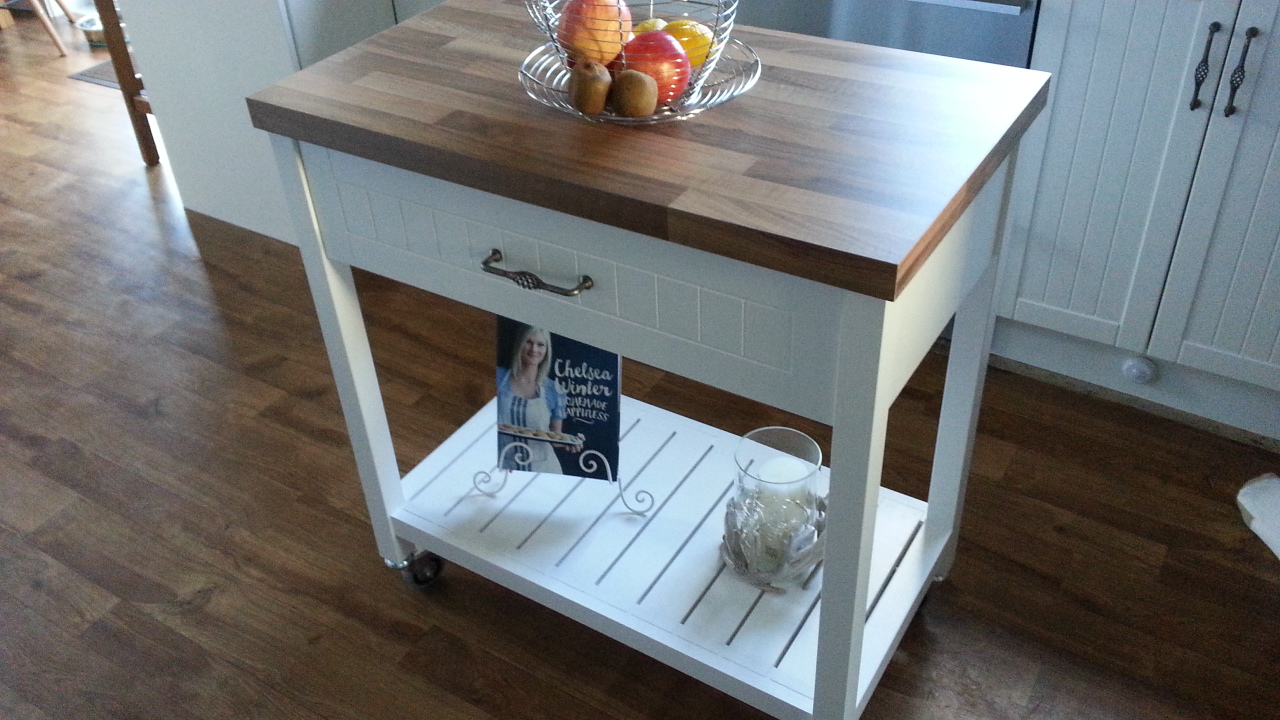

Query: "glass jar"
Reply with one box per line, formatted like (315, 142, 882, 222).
(721, 427, 825, 592)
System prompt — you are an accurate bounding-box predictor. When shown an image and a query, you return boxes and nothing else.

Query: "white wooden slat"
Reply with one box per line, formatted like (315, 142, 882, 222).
(761, 494, 925, 698)
(592, 443, 727, 605)
(992, 0, 1067, 318)
(726, 496, 923, 680)
(771, 593, 821, 698)
(1212, 137, 1280, 357)
(550, 424, 710, 590)
(1185, 157, 1271, 351)
(1242, 204, 1280, 362)
(489, 416, 672, 567)
(724, 567, 823, 677)
(632, 477, 736, 626)
(1072, 0, 1166, 319)
(1043, 0, 1139, 314)
(401, 409, 495, 502)
(1101, 0, 1193, 328)
(1019, 0, 1106, 306)
(680, 562, 776, 654)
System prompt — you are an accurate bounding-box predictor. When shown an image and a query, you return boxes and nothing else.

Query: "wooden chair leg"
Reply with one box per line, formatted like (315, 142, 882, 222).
(29, 0, 69, 56)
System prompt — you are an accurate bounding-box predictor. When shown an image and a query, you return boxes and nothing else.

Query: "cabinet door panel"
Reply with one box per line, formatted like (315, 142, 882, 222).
(1149, 0, 1280, 390)
(997, 0, 1239, 350)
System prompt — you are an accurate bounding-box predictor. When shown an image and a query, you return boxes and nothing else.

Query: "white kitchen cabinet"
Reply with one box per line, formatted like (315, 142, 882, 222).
(1149, 1, 1280, 390)
(995, 0, 1280, 440)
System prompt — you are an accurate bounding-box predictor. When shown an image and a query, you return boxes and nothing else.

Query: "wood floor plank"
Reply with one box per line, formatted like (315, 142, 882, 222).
(0, 530, 118, 635)
(0, 454, 78, 533)
(0, 680, 55, 720)
(78, 602, 337, 720)
(0, 593, 201, 720)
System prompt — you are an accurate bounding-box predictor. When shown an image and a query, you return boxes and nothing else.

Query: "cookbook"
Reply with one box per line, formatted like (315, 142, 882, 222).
(496, 316, 621, 480)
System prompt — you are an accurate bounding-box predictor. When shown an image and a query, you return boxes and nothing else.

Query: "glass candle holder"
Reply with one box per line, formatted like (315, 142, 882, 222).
(721, 427, 826, 592)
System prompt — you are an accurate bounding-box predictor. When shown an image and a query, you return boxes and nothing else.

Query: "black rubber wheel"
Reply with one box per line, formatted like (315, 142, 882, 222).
(400, 553, 446, 591)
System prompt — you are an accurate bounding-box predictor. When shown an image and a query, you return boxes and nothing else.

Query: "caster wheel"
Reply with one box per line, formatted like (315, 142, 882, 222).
(400, 552, 445, 591)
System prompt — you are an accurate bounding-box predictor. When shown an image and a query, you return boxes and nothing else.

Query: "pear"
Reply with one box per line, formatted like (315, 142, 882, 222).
(608, 69, 658, 118)
(567, 60, 612, 115)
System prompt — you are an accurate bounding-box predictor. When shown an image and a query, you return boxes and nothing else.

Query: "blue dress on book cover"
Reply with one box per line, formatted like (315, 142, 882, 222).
(496, 317, 620, 481)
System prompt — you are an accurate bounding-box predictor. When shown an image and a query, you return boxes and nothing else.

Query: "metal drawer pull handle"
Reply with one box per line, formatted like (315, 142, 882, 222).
(481, 249, 594, 296)
(1190, 21, 1222, 110)
(1224, 26, 1260, 117)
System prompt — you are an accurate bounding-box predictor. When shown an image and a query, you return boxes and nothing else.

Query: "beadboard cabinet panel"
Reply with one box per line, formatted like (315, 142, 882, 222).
(1149, 0, 1280, 389)
(996, 0, 1239, 350)
(995, 0, 1280, 439)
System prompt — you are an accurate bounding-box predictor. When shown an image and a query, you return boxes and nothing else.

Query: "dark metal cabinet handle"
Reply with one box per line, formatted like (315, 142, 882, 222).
(481, 249, 594, 296)
(1191, 21, 1223, 110)
(1224, 27, 1261, 117)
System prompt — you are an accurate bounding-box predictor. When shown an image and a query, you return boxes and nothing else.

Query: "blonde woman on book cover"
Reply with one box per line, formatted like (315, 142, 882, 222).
(496, 325, 567, 473)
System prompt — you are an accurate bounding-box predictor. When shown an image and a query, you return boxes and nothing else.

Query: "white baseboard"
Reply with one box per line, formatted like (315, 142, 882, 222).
(990, 318, 1280, 450)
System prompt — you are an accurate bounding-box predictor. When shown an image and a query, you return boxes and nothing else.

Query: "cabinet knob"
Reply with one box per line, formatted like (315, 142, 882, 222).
(1224, 27, 1260, 118)
(1122, 357, 1158, 385)
(1190, 21, 1222, 111)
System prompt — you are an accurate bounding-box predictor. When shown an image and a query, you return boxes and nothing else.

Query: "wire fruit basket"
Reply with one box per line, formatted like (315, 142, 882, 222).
(521, 0, 760, 124)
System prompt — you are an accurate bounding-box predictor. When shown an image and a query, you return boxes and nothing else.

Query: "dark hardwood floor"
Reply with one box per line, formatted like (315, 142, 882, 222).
(3, 11, 1278, 720)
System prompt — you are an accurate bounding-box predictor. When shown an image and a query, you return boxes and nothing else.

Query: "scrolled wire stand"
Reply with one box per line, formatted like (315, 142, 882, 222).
(472, 441, 532, 497)
(580, 449, 652, 515)
(471, 442, 651, 515)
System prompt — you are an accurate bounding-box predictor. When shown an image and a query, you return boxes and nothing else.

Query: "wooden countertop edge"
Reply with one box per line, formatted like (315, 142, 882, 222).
(249, 72, 1049, 302)
(249, 94, 902, 298)
(894, 77, 1050, 298)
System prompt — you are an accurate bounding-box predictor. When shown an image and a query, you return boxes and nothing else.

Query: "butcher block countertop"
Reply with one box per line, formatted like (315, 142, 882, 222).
(247, 0, 1049, 300)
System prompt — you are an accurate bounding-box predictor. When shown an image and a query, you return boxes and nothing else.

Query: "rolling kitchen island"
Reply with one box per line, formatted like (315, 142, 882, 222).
(247, 2, 1049, 717)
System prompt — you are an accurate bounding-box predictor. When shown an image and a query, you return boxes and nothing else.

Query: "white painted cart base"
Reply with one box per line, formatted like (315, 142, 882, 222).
(270, 135, 1011, 720)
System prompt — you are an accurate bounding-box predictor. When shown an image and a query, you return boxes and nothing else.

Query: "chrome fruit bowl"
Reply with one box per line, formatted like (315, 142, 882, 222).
(521, 0, 759, 124)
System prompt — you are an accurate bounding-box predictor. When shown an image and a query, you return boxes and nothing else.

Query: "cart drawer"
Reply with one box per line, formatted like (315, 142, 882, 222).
(300, 143, 848, 423)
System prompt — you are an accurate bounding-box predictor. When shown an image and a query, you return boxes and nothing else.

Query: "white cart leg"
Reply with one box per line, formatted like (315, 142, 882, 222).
(813, 295, 891, 720)
(924, 261, 998, 579)
(270, 134, 411, 563)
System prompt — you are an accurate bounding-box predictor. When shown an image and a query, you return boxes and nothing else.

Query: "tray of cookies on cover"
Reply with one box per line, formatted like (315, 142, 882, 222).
(498, 424, 585, 446)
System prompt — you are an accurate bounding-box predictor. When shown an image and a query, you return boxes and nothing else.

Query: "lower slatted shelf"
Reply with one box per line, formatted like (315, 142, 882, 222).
(391, 396, 927, 720)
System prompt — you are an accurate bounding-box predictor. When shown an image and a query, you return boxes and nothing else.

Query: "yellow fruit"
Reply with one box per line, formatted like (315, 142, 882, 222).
(632, 17, 667, 33)
(663, 19, 714, 67)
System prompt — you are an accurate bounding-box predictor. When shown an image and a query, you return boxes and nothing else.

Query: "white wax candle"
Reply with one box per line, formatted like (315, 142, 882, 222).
(755, 455, 812, 502)
(750, 455, 813, 553)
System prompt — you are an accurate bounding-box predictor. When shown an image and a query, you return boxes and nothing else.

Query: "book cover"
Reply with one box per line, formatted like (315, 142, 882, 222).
(496, 317, 621, 481)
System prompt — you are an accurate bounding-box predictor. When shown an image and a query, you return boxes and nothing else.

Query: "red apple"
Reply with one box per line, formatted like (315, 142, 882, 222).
(557, 0, 633, 65)
(609, 30, 691, 106)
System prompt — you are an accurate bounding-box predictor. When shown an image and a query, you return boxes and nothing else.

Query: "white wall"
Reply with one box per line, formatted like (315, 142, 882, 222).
(119, 0, 396, 244)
